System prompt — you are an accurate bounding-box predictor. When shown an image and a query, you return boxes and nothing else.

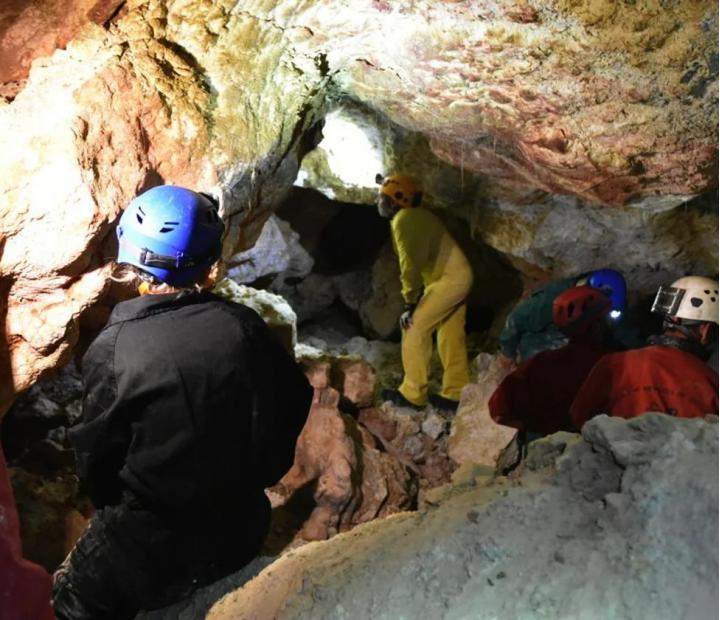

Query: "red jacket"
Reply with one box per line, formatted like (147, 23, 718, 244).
(489, 341, 611, 434)
(0, 445, 55, 620)
(570, 345, 719, 428)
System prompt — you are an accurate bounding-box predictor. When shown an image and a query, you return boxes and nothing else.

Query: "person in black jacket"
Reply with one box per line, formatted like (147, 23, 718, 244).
(53, 185, 312, 619)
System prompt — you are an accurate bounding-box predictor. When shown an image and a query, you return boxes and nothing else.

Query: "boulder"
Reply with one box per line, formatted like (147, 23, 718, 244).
(226, 215, 313, 284)
(448, 353, 517, 468)
(213, 279, 297, 353)
(207, 414, 719, 620)
(269, 397, 416, 542)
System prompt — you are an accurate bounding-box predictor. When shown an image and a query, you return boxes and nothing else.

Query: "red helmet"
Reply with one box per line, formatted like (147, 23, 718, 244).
(552, 286, 612, 338)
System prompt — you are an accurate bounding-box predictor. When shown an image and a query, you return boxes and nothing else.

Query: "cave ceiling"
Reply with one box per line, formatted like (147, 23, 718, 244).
(0, 0, 717, 412)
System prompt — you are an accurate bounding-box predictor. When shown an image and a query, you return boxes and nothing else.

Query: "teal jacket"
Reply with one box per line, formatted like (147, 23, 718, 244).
(500, 277, 643, 362)
(499, 278, 576, 361)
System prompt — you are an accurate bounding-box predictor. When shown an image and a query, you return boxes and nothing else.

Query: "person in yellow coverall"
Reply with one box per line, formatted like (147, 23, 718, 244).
(376, 173, 473, 413)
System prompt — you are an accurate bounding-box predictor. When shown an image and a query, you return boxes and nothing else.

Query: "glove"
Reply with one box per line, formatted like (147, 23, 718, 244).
(399, 303, 417, 330)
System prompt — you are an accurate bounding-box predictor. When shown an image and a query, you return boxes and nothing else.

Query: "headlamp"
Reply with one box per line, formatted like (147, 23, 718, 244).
(609, 310, 622, 320)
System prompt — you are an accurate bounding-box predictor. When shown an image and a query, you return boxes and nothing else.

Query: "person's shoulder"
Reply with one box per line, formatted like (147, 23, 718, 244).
(395, 206, 432, 223)
(392, 207, 413, 225)
(81, 319, 124, 373)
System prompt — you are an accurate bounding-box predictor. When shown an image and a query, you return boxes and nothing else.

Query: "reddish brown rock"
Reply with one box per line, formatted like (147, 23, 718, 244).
(300, 356, 377, 408)
(361, 405, 455, 488)
(64, 508, 92, 557)
(0, 0, 124, 98)
(358, 407, 398, 443)
(303, 360, 332, 391)
(335, 359, 377, 408)
(270, 399, 416, 542)
(267, 356, 417, 542)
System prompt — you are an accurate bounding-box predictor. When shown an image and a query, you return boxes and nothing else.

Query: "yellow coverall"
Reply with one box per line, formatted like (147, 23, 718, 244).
(391, 207, 473, 405)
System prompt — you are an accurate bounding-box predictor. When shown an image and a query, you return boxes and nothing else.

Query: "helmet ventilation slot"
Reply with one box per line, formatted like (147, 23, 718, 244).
(159, 221, 180, 233)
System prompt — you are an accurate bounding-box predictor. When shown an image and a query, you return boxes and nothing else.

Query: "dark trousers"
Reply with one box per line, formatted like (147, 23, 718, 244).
(53, 498, 267, 620)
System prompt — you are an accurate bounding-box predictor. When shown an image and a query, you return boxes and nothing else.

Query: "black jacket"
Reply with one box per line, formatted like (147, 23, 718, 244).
(70, 291, 312, 520)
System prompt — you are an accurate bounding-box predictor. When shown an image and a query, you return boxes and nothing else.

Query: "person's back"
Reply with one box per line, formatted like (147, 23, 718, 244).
(391, 207, 471, 289)
(570, 344, 718, 427)
(55, 186, 312, 620)
(491, 286, 615, 435)
(73, 290, 307, 514)
(491, 340, 612, 434)
(571, 275, 719, 428)
(499, 277, 577, 362)
(499, 269, 639, 364)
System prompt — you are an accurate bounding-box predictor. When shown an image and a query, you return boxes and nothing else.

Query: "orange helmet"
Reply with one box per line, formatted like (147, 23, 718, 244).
(552, 286, 611, 338)
(376, 174, 422, 208)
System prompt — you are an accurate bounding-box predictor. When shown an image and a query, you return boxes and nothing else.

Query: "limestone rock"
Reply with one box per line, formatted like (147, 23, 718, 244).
(475, 192, 719, 295)
(0, 0, 329, 414)
(297, 348, 378, 408)
(296, 106, 384, 205)
(207, 415, 718, 620)
(226, 215, 313, 284)
(369, 404, 454, 488)
(8, 468, 88, 571)
(358, 241, 405, 339)
(335, 359, 377, 409)
(270, 349, 415, 542)
(272, 273, 338, 326)
(448, 353, 517, 468)
(213, 279, 297, 353)
(0, 0, 716, 418)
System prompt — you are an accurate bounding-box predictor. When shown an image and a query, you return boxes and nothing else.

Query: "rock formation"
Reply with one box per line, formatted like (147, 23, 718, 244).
(0, 0, 717, 416)
(1, 361, 91, 571)
(271, 347, 458, 542)
(207, 414, 719, 620)
(213, 278, 298, 352)
(448, 353, 518, 468)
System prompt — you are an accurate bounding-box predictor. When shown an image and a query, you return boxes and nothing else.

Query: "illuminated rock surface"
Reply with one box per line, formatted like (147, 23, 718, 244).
(213, 278, 298, 351)
(0, 3, 716, 614)
(0, 0, 717, 414)
(271, 349, 452, 543)
(448, 353, 517, 468)
(206, 414, 718, 620)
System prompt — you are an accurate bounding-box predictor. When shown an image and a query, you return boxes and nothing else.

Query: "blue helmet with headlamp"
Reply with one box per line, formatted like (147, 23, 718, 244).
(586, 268, 626, 319)
(116, 185, 224, 287)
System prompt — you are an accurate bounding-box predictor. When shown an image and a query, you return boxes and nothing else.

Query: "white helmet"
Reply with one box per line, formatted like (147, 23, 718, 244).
(652, 276, 719, 325)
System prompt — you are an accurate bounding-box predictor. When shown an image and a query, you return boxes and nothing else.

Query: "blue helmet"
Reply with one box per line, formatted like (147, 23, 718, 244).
(586, 268, 626, 319)
(116, 185, 224, 287)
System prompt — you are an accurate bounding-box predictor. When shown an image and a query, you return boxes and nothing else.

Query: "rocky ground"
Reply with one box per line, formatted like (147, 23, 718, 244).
(4, 335, 717, 620)
(203, 414, 718, 620)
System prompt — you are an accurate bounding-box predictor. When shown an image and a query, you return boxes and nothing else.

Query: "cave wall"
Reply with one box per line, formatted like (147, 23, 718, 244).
(0, 0, 717, 414)
(0, 0, 124, 98)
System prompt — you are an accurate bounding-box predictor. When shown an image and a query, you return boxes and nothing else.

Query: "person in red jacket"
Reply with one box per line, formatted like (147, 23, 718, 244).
(489, 286, 617, 436)
(570, 275, 719, 428)
(0, 444, 55, 620)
